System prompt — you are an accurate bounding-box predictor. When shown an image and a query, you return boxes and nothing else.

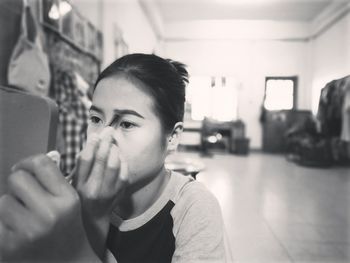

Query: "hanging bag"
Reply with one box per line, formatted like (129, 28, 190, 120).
(7, 0, 51, 96)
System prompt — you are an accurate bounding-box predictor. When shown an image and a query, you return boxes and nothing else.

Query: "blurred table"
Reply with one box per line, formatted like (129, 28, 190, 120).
(165, 154, 205, 179)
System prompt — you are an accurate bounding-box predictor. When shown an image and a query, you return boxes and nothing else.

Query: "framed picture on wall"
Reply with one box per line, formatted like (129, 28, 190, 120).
(40, 0, 102, 60)
(42, 0, 60, 31)
(114, 24, 128, 59)
(61, 3, 74, 40)
(29, 0, 42, 22)
(72, 10, 86, 49)
(95, 30, 103, 60)
(86, 21, 96, 55)
(85, 21, 103, 60)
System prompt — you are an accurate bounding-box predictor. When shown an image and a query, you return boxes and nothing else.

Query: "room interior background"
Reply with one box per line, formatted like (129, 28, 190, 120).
(1, 0, 349, 150)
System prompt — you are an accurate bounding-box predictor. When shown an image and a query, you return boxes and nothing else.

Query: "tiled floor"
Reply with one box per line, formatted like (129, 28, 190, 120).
(172, 151, 350, 263)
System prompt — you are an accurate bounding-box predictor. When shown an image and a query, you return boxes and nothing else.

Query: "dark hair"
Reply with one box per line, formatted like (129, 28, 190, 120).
(94, 53, 189, 133)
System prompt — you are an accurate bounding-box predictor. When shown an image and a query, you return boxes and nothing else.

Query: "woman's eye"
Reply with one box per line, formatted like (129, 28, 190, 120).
(89, 116, 102, 125)
(120, 121, 136, 129)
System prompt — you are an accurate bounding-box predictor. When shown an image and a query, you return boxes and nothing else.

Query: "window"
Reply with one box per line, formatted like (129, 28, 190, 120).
(264, 77, 297, 111)
(186, 76, 239, 121)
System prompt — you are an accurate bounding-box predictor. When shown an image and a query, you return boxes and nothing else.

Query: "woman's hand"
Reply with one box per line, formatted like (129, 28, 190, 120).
(0, 155, 99, 262)
(73, 127, 129, 258)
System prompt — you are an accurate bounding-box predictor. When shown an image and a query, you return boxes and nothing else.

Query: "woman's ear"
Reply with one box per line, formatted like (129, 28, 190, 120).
(167, 122, 183, 152)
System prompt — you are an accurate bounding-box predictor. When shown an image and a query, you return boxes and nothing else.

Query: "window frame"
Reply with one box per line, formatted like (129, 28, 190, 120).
(264, 76, 298, 111)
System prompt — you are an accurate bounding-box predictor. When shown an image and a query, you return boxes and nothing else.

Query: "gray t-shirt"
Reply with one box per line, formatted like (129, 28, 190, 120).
(106, 171, 226, 263)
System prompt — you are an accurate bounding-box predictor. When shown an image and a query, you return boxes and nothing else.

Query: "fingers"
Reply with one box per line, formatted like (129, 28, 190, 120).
(7, 170, 50, 217)
(106, 145, 121, 169)
(86, 131, 114, 193)
(102, 145, 129, 191)
(11, 155, 71, 196)
(0, 219, 11, 244)
(74, 127, 129, 213)
(77, 133, 100, 185)
(113, 152, 129, 203)
(103, 145, 121, 186)
(0, 193, 51, 248)
(0, 222, 17, 260)
(107, 147, 129, 190)
(77, 128, 114, 186)
(99, 146, 129, 212)
(0, 194, 28, 231)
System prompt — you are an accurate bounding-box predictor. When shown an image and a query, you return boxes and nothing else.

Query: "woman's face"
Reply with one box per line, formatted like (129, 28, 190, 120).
(87, 74, 169, 186)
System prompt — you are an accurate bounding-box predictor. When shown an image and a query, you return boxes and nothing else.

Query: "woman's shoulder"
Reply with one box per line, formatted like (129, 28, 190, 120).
(170, 173, 226, 261)
(170, 172, 222, 225)
(171, 171, 219, 208)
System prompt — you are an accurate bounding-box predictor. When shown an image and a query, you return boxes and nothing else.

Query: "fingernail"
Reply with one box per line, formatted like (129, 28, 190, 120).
(105, 131, 115, 144)
(46, 151, 61, 167)
(107, 145, 120, 168)
(11, 164, 17, 172)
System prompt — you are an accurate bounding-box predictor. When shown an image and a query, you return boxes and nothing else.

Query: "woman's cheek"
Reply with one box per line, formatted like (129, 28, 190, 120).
(117, 133, 148, 166)
(119, 131, 165, 179)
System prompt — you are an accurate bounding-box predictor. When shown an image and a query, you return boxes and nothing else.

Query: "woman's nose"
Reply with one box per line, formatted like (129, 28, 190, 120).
(99, 126, 119, 146)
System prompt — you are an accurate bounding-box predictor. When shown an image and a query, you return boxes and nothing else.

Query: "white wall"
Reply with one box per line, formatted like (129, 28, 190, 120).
(71, 0, 103, 30)
(164, 20, 310, 41)
(309, 11, 350, 113)
(163, 37, 310, 148)
(101, 0, 159, 68)
(71, 0, 159, 69)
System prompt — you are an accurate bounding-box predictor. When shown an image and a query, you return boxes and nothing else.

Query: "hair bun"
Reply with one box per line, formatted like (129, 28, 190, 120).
(166, 59, 189, 85)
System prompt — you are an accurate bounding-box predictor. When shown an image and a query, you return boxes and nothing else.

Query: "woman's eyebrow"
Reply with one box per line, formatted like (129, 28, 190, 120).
(113, 109, 144, 119)
(89, 105, 144, 119)
(90, 105, 103, 113)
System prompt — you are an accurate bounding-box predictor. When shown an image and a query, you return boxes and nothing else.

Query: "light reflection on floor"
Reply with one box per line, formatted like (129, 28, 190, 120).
(174, 151, 350, 263)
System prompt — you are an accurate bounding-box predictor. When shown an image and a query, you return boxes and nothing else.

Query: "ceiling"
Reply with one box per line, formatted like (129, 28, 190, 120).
(153, 0, 336, 22)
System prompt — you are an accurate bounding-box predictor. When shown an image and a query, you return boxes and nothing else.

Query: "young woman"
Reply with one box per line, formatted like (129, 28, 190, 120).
(0, 54, 226, 262)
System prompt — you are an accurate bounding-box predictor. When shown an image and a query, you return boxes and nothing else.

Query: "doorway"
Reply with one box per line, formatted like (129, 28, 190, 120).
(262, 76, 298, 153)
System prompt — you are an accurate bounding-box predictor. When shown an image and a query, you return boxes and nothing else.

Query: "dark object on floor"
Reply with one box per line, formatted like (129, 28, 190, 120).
(231, 138, 250, 155)
(263, 110, 312, 153)
(200, 117, 250, 156)
(285, 115, 333, 167)
(297, 138, 333, 167)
